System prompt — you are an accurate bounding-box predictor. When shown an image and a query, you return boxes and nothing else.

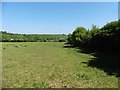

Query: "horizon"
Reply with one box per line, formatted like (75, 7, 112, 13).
(1, 31, 67, 35)
(2, 2, 118, 34)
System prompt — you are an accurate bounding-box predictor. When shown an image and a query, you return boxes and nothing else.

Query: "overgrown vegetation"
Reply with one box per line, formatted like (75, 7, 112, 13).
(0, 32, 67, 42)
(67, 20, 120, 51)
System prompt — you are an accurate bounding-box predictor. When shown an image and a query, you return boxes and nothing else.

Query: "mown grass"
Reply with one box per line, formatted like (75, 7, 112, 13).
(2, 42, 118, 88)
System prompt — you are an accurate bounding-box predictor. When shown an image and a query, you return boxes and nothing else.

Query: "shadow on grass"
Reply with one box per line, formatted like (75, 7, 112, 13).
(84, 52, 119, 77)
(80, 48, 120, 77)
(63, 45, 74, 48)
(64, 44, 120, 77)
(63, 44, 74, 48)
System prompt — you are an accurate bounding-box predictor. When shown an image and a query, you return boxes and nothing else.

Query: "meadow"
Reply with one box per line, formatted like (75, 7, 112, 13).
(2, 42, 118, 88)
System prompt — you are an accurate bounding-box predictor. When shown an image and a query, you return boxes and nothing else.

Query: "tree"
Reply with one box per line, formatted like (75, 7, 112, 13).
(71, 27, 87, 47)
(67, 33, 73, 45)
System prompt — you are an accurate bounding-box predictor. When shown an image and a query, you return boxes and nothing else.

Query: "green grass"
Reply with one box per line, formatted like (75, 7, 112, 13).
(2, 42, 118, 88)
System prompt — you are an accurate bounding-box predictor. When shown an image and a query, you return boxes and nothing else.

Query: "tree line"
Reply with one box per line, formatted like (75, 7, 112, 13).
(0, 31, 67, 42)
(67, 20, 120, 51)
(1, 19, 120, 51)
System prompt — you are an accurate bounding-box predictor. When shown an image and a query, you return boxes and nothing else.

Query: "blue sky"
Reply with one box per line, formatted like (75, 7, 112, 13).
(2, 2, 118, 34)
(118, 1, 120, 19)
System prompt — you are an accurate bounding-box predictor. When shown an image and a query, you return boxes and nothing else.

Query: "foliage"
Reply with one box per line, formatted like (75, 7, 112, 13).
(67, 20, 120, 51)
(0, 31, 67, 42)
(67, 27, 87, 47)
(100, 20, 120, 50)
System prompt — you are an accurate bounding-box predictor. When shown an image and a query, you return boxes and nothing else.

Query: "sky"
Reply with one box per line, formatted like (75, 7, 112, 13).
(2, 2, 118, 34)
(118, 1, 120, 19)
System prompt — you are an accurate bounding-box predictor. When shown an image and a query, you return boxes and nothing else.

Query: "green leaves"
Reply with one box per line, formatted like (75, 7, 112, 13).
(70, 27, 87, 46)
(67, 20, 120, 51)
(1, 32, 67, 42)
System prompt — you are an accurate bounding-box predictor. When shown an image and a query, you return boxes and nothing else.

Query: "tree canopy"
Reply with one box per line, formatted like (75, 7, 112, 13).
(67, 20, 120, 51)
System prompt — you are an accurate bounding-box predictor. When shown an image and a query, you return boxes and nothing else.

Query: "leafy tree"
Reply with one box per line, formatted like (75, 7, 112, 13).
(100, 20, 120, 50)
(67, 33, 73, 45)
(71, 27, 87, 46)
(67, 20, 120, 51)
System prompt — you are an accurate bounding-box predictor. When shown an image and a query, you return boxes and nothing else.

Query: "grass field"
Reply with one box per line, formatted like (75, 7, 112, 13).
(2, 42, 118, 88)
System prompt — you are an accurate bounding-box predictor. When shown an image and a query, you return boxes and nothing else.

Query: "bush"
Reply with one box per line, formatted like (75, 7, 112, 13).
(67, 20, 120, 51)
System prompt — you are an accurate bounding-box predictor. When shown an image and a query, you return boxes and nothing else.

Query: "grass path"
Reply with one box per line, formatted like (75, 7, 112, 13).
(2, 42, 118, 88)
